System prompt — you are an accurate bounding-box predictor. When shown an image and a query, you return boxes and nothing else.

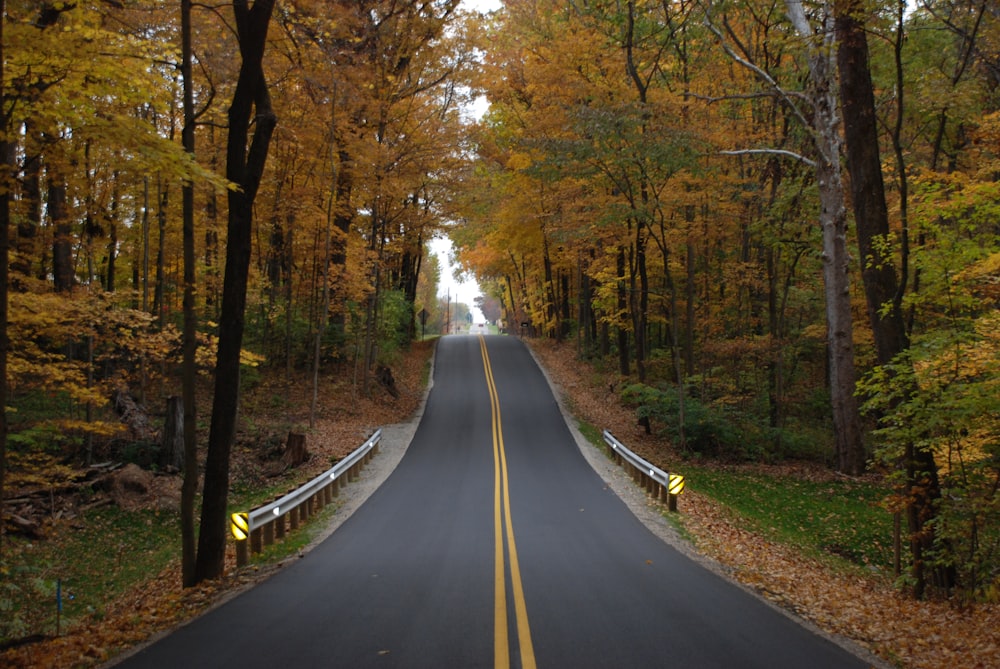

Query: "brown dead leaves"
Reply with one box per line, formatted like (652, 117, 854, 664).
(529, 338, 1000, 669)
(0, 341, 436, 668)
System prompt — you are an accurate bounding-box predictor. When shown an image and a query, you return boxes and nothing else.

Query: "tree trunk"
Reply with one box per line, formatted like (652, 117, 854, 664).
(632, 222, 648, 382)
(180, 0, 199, 589)
(542, 229, 557, 339)
(0, 0, 10, 560)
(17, 123, 42, 280)
(49, 174, 74, 292)
(161, 396, 185, 471)
(195, 0, 277, 585)
(154, 181, 169, 324)
(785, 0, 865, 474)
(105, 175, 120, 292)
(616, 246, 629, 376)
(834, 0, 948, 594)
(328, 147, 354, 341)
(835, 2, 907, 365)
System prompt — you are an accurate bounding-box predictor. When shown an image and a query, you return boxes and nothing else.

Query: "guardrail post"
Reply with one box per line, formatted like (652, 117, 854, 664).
(667, 474, 685, 513)
(263, 519, 275, 547)
(231, 513, 250, 567)
(275, 513, 286, 540)
(250, 527, 262, 555)
(236, 539, 248, 566)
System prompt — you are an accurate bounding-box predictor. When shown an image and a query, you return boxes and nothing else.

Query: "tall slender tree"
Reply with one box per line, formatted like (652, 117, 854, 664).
(180, 0, 199, 589)
(195, 0, 278, 584)
(834, 0, 948, 595)
(0, 0, 9, 562)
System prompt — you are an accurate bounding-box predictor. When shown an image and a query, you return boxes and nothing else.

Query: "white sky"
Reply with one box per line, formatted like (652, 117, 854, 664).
(430, 235, 485, 323)
(425, 0, 502, 325)
(464, 0, 503, 12)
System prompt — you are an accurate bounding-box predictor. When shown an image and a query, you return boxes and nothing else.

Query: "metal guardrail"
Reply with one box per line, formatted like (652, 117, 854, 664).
(602, 430, 684, 511)
(233, 429, 383, 564)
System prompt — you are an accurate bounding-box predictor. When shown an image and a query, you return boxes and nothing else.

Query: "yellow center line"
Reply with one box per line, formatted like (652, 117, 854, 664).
(480, 336, 537, 669)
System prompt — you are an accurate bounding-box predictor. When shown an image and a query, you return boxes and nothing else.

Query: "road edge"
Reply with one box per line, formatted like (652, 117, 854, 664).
(521, 338, 891, 669)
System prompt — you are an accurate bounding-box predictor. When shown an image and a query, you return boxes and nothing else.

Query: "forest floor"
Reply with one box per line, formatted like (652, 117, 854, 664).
(3, 335, 998, 668)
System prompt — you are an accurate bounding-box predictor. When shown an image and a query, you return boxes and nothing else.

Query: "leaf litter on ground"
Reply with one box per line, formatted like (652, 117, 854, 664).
(6, 337, 999, 668)
(529, 339, 999, 669)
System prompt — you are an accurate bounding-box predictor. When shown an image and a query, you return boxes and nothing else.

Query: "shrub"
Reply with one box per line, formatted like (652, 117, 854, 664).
(621, 383, 747, 459)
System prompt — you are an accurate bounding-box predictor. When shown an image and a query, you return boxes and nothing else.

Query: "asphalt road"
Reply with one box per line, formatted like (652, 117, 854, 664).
(114, 335, 875, 668)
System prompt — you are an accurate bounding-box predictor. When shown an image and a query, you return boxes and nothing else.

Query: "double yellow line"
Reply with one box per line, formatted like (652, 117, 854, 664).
(479, 336, 536, 669)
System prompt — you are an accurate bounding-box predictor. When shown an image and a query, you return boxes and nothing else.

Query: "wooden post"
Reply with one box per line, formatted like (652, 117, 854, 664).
(236, 539, 249, 567)
(251, 528, 262, 554)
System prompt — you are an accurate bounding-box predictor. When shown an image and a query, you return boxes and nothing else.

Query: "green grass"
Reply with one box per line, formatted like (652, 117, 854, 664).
(684, 465, 894, 572)
(572, 416, 894, 575)
(2, 507, 180, 642)
(574, 419, 605, 451)
(1, 480, 346, 646)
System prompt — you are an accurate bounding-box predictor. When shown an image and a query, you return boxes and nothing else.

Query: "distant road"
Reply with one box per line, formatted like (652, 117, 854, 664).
(114, 335, 874, 668)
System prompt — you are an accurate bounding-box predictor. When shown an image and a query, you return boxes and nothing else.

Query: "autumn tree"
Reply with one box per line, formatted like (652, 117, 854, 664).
(856, 0, 1000, 599)
(833, 0, 950, 597)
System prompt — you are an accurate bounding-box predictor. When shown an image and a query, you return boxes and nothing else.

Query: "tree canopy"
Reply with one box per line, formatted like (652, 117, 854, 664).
(0, 0, 997, 601)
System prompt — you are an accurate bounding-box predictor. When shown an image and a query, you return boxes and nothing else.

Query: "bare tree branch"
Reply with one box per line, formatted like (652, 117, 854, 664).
(719, 148, 817, 168)
(700, 2, 815, 134)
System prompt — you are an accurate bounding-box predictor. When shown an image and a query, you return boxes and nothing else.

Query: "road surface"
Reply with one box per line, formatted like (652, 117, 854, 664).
(113, 335, 875, 668)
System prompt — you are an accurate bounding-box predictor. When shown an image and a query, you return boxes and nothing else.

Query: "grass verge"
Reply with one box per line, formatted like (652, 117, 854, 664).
(571, 415, 893, 576)
(0, 491, 336, 648)
(683, 465, 894, 573)
(2, 507, 179, 645)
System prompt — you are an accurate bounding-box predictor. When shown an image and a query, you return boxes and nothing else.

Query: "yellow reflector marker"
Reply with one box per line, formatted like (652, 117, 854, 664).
(231, 512, 249, 541)
(668, 474, 686, 496)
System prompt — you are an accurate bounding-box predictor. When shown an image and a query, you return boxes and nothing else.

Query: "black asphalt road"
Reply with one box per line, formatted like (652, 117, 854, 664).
(114, 335, 873, 669)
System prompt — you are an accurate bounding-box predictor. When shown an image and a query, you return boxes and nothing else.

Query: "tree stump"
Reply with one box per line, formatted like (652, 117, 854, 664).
(375, 364, 400, 398)
(281, 432, 309, 470)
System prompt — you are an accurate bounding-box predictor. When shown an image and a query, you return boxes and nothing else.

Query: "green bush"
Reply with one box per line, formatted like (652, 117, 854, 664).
(621, 383, 745, 458)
